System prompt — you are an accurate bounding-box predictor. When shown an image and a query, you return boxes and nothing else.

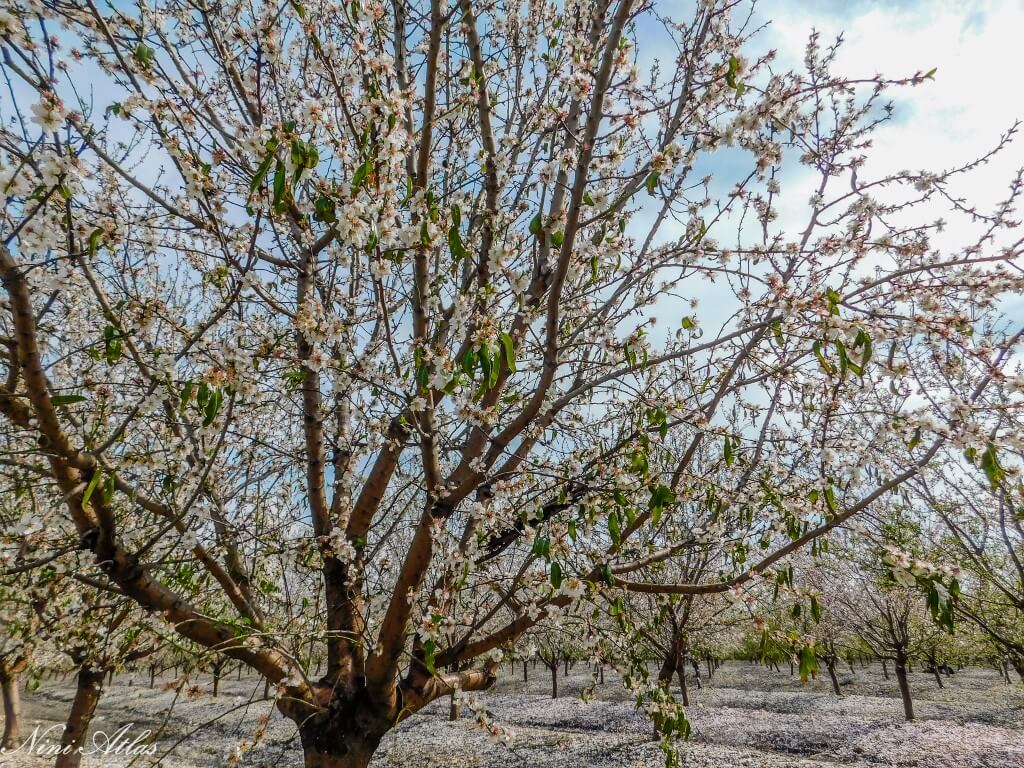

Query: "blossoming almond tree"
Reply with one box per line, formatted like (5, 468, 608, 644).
(1, 0, 1023, 765)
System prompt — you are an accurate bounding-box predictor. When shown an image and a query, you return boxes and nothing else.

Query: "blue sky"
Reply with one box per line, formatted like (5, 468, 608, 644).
(639, 0, 1024, 339)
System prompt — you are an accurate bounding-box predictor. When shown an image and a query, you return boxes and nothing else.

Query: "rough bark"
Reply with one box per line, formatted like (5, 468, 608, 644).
(894, 652, 915, 721)
(1, 670, 22, 750)
(55, 665, 106, 768)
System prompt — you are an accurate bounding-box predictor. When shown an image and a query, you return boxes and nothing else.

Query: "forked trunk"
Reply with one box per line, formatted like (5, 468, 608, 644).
(295, 695, 388, 768)
(894, 652, 915, 721)
(56, 665, 106, 768)
(1, 670, 22, 750)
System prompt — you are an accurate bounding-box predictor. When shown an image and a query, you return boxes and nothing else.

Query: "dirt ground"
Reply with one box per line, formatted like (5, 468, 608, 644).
(2, 662, 1021, 767)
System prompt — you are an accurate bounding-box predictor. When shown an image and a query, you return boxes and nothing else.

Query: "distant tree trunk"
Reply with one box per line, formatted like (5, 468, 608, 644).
(1010, 657, 1024, 684)
(825, 657, 841, 696)
(894, 651, 915, 721)
(150, 664, 157, 688)
(691, 658, 702, 690)
(881, 659, 889, 680)
(263, 678, 271, 699)
(522, 660, 528, 683)
(212, 659, 225, 697)
(599, 665, 605, 684)
(1, 668, 22, 750)
(930, 662, 944, 689)
(107, 668, 114, 685)
(55, 665, 106, 768)
(448, 692, 460, 721)
(564, 658, 569, 676)
(549, 662, 558, 699)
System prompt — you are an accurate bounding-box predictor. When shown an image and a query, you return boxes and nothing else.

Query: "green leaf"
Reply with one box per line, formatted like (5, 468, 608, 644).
(314, 195, 337, 224)
(423, 639, 437, 674)
(648, 484, 675, 526)
(448, 226, 467, 261)
(907, 426, 922, 451)
(82, 470, 103, 506)
(725, 56, 743, 93)
(608, 509, 621, 546)
(250, 152, 276, 195)
(724, 436, 735, 466)
(202, 388, 222, 426)
(644, 171, 660, 195)
(103, 324, 122, 365)
(50, 394, 87, 406)
(813, 340, 834, 375)
(798, 645, 818, 683)
(550, 562, 563, 589)
(529, 212, 543, 237)
(810, 595, 822, 624)
(681, 316, 696, 330)
(461, 348, 478, 378)
(88, 228, 104, 258)
(134, 42, 156, 69)
(500, 332, 516, 374)
(272, 160, 287, 212)
(981, 442, 1005, 490)
(351, 158, 372, 192)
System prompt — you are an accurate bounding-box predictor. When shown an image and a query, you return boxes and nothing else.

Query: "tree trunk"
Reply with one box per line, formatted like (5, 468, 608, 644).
(894, 653, 915, 721)
(550, 662, 558, 699)
(55, 666, 106, 768)
(826, 659, 841, 696)
(931, 664, 944, 689)
(1, 670, 22, 750)
(881, 659, 889, 680)
(522, 660, 528, 683)
(599, 665, 605, 685)
(213, 661, 224, 697)
(1010, 657, 1024, 684)
(448, 692, 460, 721)
(150, 664, 157, 688)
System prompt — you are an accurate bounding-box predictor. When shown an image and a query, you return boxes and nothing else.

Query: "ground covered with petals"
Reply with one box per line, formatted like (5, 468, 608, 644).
(6, 664, 1022, 767)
